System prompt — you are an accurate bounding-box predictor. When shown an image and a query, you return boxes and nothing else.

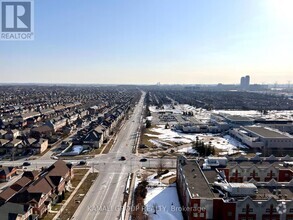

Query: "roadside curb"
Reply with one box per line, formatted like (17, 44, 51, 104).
(52, 169, 91, 220)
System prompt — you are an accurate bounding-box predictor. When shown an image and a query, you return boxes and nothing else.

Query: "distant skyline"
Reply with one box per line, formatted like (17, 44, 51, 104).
(1, 0, 293, 84)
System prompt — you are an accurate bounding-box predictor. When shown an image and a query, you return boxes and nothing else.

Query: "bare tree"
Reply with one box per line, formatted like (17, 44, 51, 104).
(157, 158, 165, 175)
(141, 171, 148, 182)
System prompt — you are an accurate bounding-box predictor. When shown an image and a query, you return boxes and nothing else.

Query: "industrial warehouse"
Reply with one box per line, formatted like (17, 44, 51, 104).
(230, 126, 293, 149)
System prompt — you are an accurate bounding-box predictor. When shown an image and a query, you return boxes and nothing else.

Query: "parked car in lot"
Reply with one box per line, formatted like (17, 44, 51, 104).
(140, 158, 147, 162)
(22, 162, 31, 166)
(120, 156, 126, 161)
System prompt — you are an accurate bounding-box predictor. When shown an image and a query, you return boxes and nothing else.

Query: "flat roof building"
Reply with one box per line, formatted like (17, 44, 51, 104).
(230, 126, 293, 149)
(177, 155, 293, 220)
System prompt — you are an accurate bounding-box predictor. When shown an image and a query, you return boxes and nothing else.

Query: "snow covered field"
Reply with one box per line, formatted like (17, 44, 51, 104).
(144, 174, 183, 220)
(212, 109, 293, 120)
(146, 125, 246, 155)
(177, 146, 198, 154)
(146, 104, 292, 155)
(149, 104, 293, 121)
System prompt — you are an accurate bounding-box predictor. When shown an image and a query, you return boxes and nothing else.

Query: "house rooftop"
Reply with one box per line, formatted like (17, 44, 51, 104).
(0, 187, 17, 201)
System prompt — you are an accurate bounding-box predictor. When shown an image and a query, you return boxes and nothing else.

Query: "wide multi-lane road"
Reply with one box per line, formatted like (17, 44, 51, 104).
(72, 91, 146, 220)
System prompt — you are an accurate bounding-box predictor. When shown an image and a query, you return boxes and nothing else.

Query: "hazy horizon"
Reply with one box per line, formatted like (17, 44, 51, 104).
(1, 0, 293, 84)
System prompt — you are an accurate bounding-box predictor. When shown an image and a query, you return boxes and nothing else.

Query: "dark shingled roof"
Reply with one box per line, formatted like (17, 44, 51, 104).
(22, 170, 39, 180)
(0, 187, 17, 201)
(46, 160, 70, 177)
(11, 176, 32, 191)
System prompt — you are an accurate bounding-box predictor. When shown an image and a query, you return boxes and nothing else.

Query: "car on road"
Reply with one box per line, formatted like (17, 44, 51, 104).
(78, 160, 86, 165)
(22, 162, 31, 166)
(66, 162, 73, 166)
(120, 156, 126, 161)
(140, 158, 147, 162)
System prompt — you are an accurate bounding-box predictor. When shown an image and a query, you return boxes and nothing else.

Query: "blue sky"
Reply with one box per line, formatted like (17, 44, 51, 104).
(1, 0, 292, 84)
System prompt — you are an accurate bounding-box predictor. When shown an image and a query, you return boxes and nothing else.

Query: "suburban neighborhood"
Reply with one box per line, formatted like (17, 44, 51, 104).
(0, 84, 292, 220)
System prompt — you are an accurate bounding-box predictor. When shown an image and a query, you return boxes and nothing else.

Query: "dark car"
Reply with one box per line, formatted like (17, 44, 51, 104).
(140, 158, 147, 162)
(22, 162, 31, 166)
(120, 156, 126, 161)
(79, 160, 86, 165)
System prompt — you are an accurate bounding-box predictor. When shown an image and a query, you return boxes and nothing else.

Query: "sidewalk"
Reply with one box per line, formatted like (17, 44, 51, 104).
(52, 169, 91, 220)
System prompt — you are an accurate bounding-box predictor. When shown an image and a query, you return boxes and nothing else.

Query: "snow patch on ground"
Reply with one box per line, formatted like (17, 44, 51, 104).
(178, 146, 198, 154)
(146, 125, 245, 155)
(212, 110, 293, 120)
(149, 139, 163, 147)
(145, 183, 183, 220)
(212, 110, 261, 117)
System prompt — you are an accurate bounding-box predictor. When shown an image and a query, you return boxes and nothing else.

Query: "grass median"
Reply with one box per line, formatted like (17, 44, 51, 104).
(58, 172, 98, 220)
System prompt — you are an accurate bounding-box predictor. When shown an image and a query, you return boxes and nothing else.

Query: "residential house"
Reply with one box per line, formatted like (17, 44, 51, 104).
(0, 166, 17, 182)
(0, 139, 9, 154)
(65, 112, 78, 124)
(88, 105, 100, 115)
(13, 111, 41, 127)
(0, 129, 7, 138)
(30, 125, 53, 139)
(5, 139, 23, 156)
(95, 125, 109, 141)
(4, 129, 20, 140)
(0, 118, 11, 129)
(0, 160, 73, 219)
(40, 108, 55, 120)
(31, 139, 48, 154)
(83, 128, 104, 148)
(0, 202, 34, 220)
(78, 109, 88, 119)
(45, 116, 67, 132)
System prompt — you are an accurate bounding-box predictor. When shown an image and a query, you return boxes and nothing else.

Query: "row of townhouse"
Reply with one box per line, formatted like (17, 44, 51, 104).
(31, 109, 90, 138)
(176, 155, 293, 220)
(218, 154, 293, 183)
(0, 160, 73, 220)
(75, 104, 129, 148)
(219, 162, 293, 183)
(0, 138, 48, 156)
(0, 102, 82, 129)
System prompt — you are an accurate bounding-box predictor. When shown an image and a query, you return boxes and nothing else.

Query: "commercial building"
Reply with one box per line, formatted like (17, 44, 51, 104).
(230, 126, 293, 149)
(176, 155, 293, 220)
(240, 75, 250, 90)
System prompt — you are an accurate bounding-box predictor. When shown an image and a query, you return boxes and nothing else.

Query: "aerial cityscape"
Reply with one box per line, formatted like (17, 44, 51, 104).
(1, 1, 293, 220)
